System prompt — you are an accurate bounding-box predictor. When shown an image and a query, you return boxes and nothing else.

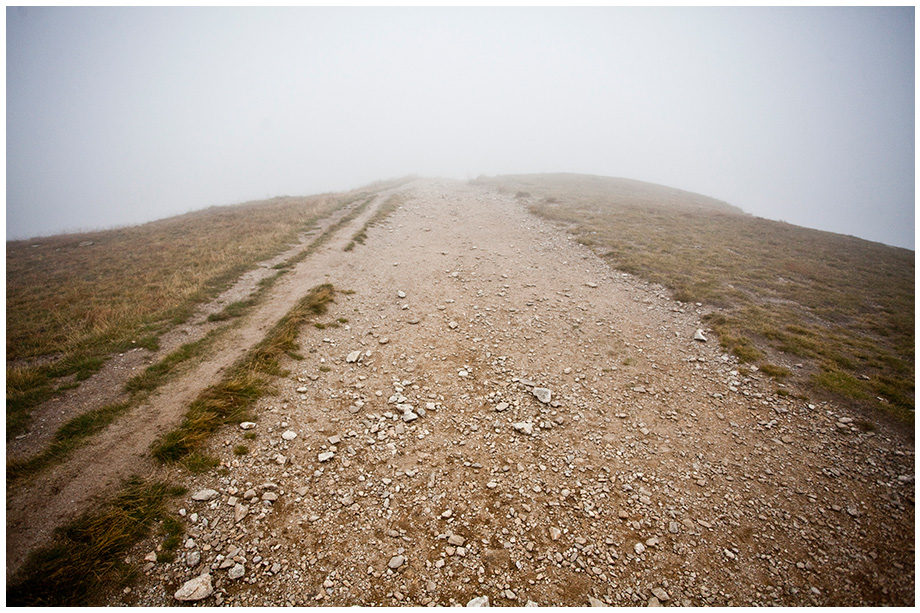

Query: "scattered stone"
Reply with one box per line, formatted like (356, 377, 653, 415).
(239, 422, 256, 430)
(549, 527, 562, 541)
(467, 596, 490, 607)
(634, 542, 646, 555)
(234, 503, 249, 522)
(388, 555, 406, 570)
(346, 350, 362, 363)
(379, 337, 390, 345)
(186, 550, 201, 567)
(694, 329, 707, 342)
(192, 489, 219, 502)
(448, 534, 466, 547)
(495, 402, 509, 412)
(532, 387, 552, 404)
(402, 410, 419, 423)
(397, 290, 407, 299)
(228, 563, 245, 580)
(587, 596, 606, 606)
(318, 451, 335, 462)
(651, 587, 670, 602)
(513, 422, 535, 435)
(174, 573, 213, 601)
(144, 551, 157, 563)
(449, 321, 459, 329)
(282, 430, 298, 441)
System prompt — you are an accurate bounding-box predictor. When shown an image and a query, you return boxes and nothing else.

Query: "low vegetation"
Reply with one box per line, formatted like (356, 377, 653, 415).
(151, 283, 336, 466)
(345, 193, 405, 251)
(7, 477, 185, 606)
(6, 193, 346, 439)
(8, 285, 337, 605)
(477, 173, 914, 421)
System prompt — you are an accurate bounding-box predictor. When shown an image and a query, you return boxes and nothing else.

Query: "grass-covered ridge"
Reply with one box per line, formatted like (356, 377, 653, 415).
(477, 173, 914, 422)
(6, 193, 346, 439)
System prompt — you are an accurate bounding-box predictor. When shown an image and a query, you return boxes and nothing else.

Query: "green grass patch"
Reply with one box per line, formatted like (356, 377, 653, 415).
(7, 401, 133, 483)
(7, 477, 184, 606)
(207, 298, 256, 322)
(125, 332, 219, 394)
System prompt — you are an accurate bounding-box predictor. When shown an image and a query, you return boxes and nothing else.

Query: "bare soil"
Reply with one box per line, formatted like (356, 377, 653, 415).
(8, 179, 915, 606)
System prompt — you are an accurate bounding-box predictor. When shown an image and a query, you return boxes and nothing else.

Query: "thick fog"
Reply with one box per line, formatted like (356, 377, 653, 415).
(7, 7, 915, 249)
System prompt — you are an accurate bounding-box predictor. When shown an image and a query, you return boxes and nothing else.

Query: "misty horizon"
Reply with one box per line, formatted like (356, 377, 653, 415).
(7, 7, 915, 249)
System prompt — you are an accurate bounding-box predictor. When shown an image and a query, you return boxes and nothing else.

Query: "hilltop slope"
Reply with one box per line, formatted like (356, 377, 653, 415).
(7, 177, 914, 606)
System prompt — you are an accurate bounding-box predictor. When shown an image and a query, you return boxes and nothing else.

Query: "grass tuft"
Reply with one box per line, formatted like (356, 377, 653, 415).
(7, 477, 183, 606)
(152, 284, 335, 465)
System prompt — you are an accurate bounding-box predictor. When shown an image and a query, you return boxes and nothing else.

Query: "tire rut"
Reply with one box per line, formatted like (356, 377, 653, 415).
(5, 189, 397, 581)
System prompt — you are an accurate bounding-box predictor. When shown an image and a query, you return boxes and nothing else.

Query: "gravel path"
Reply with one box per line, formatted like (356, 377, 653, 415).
(60, 179, 915, 606)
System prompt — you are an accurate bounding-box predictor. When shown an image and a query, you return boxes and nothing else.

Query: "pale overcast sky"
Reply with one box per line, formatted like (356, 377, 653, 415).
(6, 7, 915, 249)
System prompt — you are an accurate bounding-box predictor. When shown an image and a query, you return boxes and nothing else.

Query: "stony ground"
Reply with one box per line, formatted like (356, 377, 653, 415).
(89, 179, 912, 606)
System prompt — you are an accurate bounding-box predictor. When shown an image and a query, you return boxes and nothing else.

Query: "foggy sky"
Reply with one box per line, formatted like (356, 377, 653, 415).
(7, 7, 915, 249)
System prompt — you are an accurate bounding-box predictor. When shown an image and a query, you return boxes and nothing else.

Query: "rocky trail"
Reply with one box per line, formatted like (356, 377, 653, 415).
(9, 179, 914, 606)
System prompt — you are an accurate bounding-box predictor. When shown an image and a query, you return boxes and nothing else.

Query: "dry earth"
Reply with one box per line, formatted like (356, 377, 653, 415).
(8, 179, 915, 606)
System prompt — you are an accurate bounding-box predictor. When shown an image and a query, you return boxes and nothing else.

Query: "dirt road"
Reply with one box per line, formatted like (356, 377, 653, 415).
(9, 179, 915, 605)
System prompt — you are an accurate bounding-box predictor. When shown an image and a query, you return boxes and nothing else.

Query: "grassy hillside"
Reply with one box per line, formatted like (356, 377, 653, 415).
(476, 173, 914, 423)
(6, 192, 353, 438)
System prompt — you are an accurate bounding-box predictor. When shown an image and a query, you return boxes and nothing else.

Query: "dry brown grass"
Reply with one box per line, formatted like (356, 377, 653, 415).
(7, 194, 347, 438)
(476, 173, 914, 422)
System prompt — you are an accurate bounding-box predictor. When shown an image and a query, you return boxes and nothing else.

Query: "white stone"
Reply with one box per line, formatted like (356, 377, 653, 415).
(191, 489, 219, 502)
(513, 422, 534, 435)
(533, 387, 552, 404)
(694, 329, 707, 342)
(318, 451, 335, 462)
(174, 573, 213, 601)
(467, 596, 490, 607)
(346, 350, 361, 363)
(282, 430, 297, 441)
(239, 422, 256, 430)
(228, 563, 245, 580)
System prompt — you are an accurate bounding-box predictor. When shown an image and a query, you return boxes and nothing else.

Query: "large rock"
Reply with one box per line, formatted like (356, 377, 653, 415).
(174, 573, 213, 601)
(467, 596, 490, 607)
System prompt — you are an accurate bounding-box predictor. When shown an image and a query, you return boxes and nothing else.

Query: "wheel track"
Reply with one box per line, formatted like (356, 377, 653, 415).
(5, 188, 399, 580)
